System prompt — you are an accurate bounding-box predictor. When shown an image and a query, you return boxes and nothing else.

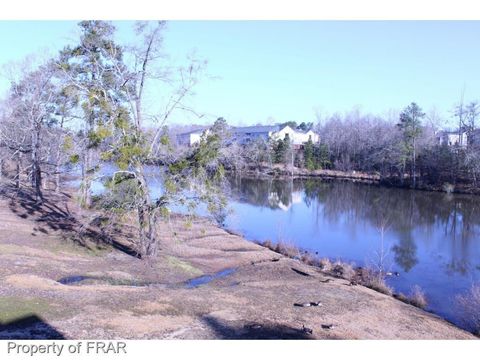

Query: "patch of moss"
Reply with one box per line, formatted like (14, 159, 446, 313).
(0, 297, 51, 323)
(164, 255, 203, 276)
(0, 244, 27, 255)
(130, 303, 180, 317)
(0, 240, 109, 260)
(52, 236, 112, 257)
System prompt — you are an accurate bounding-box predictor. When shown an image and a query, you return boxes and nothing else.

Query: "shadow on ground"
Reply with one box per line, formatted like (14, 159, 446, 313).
(0, 315, 65, 340)
(0, 185, 139, 258)
(202, 316, 316, 339)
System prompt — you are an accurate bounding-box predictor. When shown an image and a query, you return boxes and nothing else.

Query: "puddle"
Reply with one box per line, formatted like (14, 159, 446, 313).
(57, 275, 159, 287)
(185, 268, 236, 289)
(58, 268, 237, 289)
(58, 275, 95, 285)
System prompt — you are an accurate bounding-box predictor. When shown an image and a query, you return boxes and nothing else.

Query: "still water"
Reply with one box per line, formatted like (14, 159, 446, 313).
(72, 165, 480, 329)
(223, 176, 480, 328)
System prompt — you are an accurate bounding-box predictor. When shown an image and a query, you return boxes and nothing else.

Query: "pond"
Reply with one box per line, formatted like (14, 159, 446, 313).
(223, 176, 480, 329)
(69, 165, 480, 330)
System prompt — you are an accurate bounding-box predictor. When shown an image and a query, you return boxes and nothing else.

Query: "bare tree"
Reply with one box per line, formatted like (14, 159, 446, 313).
(464, 101, 479, 138)
(2, 63, 57, 201)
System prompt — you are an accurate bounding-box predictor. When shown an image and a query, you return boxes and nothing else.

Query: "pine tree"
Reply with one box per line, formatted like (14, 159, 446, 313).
(397, 102, 424, 188)
(304, 138, 315, 170)
(58, 20, 126, 207)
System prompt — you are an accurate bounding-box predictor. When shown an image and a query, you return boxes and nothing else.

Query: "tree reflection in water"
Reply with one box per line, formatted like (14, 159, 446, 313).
(227, 176, 480, 275)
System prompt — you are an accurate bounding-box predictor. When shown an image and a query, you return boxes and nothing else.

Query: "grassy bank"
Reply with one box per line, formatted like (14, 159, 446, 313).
(256, 240, 432, 311)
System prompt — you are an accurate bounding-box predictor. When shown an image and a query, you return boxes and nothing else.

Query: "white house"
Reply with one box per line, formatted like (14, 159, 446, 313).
(176, 128, 210, 146)
(230, 125, 281, 144)
(270, 125, 319, 147)
(436, 130, 468, 148)
(176, 124, 320, 148)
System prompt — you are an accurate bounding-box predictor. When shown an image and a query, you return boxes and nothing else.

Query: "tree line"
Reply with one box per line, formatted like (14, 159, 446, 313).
(215, 102, 480, 191)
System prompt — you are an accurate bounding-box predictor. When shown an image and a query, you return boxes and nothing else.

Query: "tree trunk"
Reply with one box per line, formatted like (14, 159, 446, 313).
(135, 163, 157, 257)
(15, 153, 21, 189)
(400, 158, 405, 185)
(81, 148, 92, 208)
(55, 145, 61, 193)
(31, 125, 43, 201)
(412, 138, 416, 189)
(138, 204, 157, 257)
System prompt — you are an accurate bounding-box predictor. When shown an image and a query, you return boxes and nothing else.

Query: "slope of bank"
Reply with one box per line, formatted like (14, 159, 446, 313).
(0, 187, 475, 339)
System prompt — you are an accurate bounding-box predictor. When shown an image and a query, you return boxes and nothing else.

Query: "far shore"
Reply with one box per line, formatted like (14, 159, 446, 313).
(228, 165, 480, 196)
(0, 185, 476, 339)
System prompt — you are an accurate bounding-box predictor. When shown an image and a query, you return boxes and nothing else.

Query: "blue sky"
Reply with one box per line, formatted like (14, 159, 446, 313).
(1, 21, 479, 127)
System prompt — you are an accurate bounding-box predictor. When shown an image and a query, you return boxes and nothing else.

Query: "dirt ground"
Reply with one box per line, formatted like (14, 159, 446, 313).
(0, 186, 476, 339)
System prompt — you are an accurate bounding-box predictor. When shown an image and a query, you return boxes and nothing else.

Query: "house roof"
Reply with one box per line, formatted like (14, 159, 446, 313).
(232, 125, 281, 134)
(294, 129, 313, 134)
(437, 129, 467, 135)
(177, 124, 319, 138)
(176, 127, 209, 136)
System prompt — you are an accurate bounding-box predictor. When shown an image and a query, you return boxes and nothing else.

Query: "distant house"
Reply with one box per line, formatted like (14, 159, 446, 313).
(232, 125, 319, 148)
(270, 125, 320, 148)
(436, 130, 468, 148)
(231, 125, 281, 144)
(176, 127, 210, 146)
(176, 124, 320, 148)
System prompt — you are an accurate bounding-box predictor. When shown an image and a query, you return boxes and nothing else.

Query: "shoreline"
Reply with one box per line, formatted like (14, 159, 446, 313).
(0, 186, 476, 339)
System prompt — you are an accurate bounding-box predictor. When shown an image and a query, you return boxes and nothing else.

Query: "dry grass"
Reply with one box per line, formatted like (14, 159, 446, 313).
(407, 285, 428, 309)
(393, 286, 428, 309)
(393, 292, 409, 303)
(331, 261, 356, 280)
(259, 239, 300, 259)
(274, 242, 299, 258)
(358, 268, 393, 295)
(456, 284, 480, 335)
(318, 258, 333, 271)
(262, 239, 273, 249)
(300, 253, 321, 267)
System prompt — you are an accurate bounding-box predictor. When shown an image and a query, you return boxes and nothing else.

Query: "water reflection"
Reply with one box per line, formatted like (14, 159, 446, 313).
(227, 176, 480, 275)
(393, 234, 418, 273)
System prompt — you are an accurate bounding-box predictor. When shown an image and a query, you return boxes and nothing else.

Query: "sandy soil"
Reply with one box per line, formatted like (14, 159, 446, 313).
(0, 186, 476, 339)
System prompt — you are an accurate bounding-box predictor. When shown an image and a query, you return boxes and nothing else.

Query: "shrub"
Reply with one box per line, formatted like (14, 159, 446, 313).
(259, 239, 300, 259)
(261, 239, 273, 250)
(359, 268, 393, 295)
(393, 292, 409, 303)
(407, 285, 428, 309)
(301, 253, 319, 266)
(456, 284, 480, 335)
(275, 242, 299, 258)
(318, 258, 332, 272)
(332, 261, 356, 280)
